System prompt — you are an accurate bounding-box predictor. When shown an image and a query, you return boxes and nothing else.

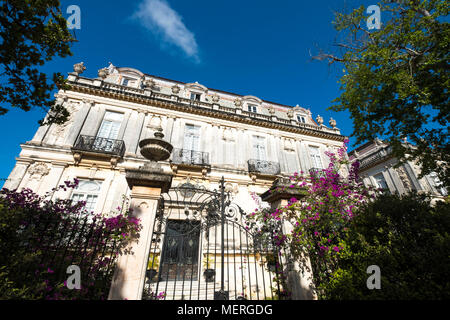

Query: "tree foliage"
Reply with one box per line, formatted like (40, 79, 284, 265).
(316, 0, 449, 187)
(0, 181, 142, 300)
(0, 0, 75, 125)
(326, 193, 450, 300)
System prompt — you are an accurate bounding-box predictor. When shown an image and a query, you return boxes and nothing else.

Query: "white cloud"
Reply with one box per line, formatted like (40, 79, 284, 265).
(133, 0, 200, 62)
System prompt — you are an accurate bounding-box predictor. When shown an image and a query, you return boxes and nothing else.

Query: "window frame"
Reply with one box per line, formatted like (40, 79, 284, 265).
(190, 92, 202, 101)
(308, 145, 323, 169)
(70, 179, 103, 214)
(247, 104, 258, 113)
(296, 114, 306, 124)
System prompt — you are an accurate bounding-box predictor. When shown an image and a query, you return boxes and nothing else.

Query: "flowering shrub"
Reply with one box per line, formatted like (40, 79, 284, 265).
(0, 180, 142, 300)
(247, 140, 377, 298)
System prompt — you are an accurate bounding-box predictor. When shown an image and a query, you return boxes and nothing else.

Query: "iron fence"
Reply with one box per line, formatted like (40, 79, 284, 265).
(1, 210, 120, 299)
(142, 178, 288, 300)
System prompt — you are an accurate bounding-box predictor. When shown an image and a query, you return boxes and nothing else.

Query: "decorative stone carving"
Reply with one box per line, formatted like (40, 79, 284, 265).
(211, 93, 220, 103)
(287, 110, 294, 118)
(284, 139, 295, 152)
(316, 115, 323, 126)
(234, 98, 242, 107)
(28, 162, 50, 181)
(98, 67, 108, 79)
(224, 182, 239, 194)
(53, 101, 79, 136)
(73, 62, 86, 75)
(268, 106, 276, 115)
(148, 116, 162, 129)
(143, 79, 156, 89)
(82, 99, 95, 108)
(329, 117, 337, 128)
(54, 93, 68, 105)
(171, 85, 181, 94)
(222, 128, 235, 142)
(396, 166, 412, 191)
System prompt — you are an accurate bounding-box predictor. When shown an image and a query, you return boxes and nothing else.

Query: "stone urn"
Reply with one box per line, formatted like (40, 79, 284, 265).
(98, 67, 108, 79)
(73, 62, 86, 75)
(139, 128, 173, 162)
(316, 115, 324, 126)
(329, 117, 337, 128)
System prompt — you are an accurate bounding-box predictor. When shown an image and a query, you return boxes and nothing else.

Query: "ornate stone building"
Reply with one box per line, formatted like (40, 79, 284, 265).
(4, 62, 347, 300)
(349, 139, 447, 201)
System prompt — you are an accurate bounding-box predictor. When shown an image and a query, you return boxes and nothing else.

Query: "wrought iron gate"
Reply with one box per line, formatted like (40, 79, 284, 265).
(142, 177, 287, 300)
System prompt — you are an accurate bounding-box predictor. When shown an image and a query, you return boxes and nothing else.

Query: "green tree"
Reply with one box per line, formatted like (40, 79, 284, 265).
(325, 193, 450, 300)
(0, 0, 75, 125)
(315, 0, 449, 188)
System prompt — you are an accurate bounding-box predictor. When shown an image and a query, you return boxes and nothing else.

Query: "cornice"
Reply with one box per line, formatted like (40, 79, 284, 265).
(66, 80, 347, 143)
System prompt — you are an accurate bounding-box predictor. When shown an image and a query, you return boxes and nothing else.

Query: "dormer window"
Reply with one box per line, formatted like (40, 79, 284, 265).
(122, 77, 135, 86)
(248, 104, 258, 113)
(190, 92, 201, 101)
(297, 115, 306, 123)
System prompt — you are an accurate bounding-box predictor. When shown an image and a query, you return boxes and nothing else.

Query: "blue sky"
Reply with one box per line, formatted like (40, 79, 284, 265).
(0, 0, 378, 186)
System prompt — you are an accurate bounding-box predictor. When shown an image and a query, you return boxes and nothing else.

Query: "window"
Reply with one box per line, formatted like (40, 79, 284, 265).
(95, 111, 124, 151)
(183, 124, 200, 151)
(374, 173, 389, 191)
(97, 111, 124, 140)
(71, 180, 102, 214)
(190, 92, 201, 101)
(253, 136, 267, 161)
(297, 115, 306, 123)
(248, 104, 258, 113)
(309, 146, 323, 169)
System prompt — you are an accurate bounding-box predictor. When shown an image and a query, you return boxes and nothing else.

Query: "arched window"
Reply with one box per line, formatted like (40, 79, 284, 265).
(71, 180, 103, 214)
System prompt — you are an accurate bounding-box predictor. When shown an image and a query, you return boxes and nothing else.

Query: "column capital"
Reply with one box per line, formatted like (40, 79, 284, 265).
(125, 163, 173, 193)
(260, 177, 308, 205)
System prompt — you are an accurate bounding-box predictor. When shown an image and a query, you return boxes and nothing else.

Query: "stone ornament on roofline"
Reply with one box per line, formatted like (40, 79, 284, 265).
(211, 93, 220, 103)
(316, 115, 324, 126)
(329, 117, 337, 129)
(98, 67, 108, 79)
(73, 62, 86, 75)
(171, 85, 181, 94)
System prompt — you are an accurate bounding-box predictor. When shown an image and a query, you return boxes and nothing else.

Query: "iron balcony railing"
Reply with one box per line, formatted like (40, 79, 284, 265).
(72, 135, 126, 157)
(172, 148, 210, 166)
(248, 159, 281, 176)
(309, 167, 326, 178)
(358, 146, 393, 169)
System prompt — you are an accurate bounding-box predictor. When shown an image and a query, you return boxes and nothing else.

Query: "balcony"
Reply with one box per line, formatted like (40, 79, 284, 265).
(172, 149, 209, 166)
(170, 149, 210, 177)
(358, 146, 393, 169)
(72, 135, 126, 166)
(248, 159, 281, 176)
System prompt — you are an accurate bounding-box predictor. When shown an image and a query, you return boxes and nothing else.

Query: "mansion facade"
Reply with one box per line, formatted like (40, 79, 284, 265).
(4, 62, 346, 216)
(3, 62, 347, 300)
(348, 139, 447, 201)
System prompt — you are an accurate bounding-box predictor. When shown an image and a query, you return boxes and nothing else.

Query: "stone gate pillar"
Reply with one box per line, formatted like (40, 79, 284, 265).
(108, 128, 173, 300)
(260, 178, 317, 300)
